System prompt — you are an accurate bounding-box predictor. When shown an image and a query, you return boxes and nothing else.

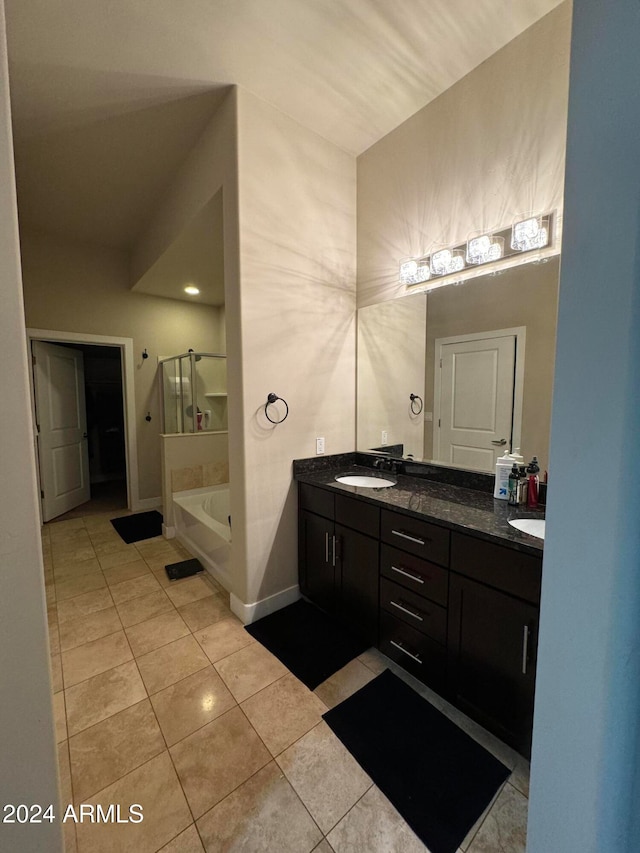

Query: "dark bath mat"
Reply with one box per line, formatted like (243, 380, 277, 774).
(323, 669, 510, 853)
(245, 599, 369, 690)
(165, 557, 204, 581)
(110, 510, 163, 544)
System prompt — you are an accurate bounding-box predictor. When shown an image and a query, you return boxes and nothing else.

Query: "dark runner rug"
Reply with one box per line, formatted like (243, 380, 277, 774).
(245, 599, 369, 690)
(323, 669, 510, 853)
(110, 510, 163, 544)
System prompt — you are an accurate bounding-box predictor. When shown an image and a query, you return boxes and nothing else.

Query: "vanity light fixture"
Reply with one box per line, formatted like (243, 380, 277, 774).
(430, 248, 465, 277)
(466, 234, 504, 265)
(184, 285, 200, 295)
(399, 211, 554, 287)
(399, 259, 430, 285)
(511, 216, 549, 252)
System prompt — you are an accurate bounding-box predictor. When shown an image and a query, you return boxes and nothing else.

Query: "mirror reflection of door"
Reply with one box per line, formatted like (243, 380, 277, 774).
(434, 329, 525, 472)
(32, 340, 91, 521)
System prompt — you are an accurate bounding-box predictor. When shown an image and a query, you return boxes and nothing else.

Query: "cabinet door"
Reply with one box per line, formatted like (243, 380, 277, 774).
(336, 524, 379, 645)
(299, 511, 336, 615)
(448, 574, 538, 756)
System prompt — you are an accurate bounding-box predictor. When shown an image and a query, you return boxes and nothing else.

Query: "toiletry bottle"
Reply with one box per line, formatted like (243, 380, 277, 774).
(518, 466, 528, 505)
(494, 450, 514, 500)
(508, 464, 520, 505)
(511, 447, 524, 466)
(526, 456, 540, 509)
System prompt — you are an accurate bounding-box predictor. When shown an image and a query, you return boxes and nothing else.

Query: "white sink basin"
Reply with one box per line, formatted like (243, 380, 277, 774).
(335, 475, 396, 488)
(509, 518, 545, 540)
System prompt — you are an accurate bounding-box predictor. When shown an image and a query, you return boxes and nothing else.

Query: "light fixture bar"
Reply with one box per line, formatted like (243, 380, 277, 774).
(398, 211, 554, 286)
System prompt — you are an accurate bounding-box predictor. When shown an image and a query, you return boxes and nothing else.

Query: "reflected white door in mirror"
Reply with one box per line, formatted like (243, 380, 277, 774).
(433, 327, 525, 473)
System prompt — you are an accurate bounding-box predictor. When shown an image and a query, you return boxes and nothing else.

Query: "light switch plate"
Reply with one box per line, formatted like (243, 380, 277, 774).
(316, 437, 325, 454)
(381, 431, 388, 445)
(424, 411, 433, 422)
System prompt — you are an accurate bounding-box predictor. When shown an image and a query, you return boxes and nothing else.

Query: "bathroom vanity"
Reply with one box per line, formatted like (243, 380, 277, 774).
(295, 455, 544, 757)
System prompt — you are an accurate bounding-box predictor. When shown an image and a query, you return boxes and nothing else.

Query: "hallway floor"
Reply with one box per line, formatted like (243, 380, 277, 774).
(43, 509, 530, 852)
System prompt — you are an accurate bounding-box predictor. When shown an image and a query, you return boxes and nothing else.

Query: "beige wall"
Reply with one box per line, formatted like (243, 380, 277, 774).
(356, 2, 571, 308)
(236, 87, 356, 608)
(425, 258, 559, 472)
(20, 228, 223, 501)
(0, 3, 62, 848)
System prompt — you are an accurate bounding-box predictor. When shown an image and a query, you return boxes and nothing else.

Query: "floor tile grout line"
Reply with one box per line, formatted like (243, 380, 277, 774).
(59, 621, 125, 656)
(67, 696, 165, 806)
(460, 778, 509, 852)
(65, 656, 150, 740)
(319, 779, 375, 842)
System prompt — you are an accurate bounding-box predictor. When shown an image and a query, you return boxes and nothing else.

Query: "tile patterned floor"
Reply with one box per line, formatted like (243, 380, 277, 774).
(42, 509, 530, 853)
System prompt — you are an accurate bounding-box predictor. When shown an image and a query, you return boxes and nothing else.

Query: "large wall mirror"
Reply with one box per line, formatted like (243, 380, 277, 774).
(356, 257, 560, 473)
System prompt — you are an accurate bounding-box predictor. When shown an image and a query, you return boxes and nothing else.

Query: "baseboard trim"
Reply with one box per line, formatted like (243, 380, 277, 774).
(162, 524, 176, 539)
(132, 496, 162, 512)
(230, 584, 300, 625)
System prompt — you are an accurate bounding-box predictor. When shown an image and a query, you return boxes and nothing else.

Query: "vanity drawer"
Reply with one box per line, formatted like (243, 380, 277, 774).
(380, 577, 447, 644)
(381, 510, 450, 567)
(380, 544, 448, 606)
(451, 532, 542, 606)
(299, 483, 334, 520)
(379, 611, 446, 691)
(335, 494, 380, 538)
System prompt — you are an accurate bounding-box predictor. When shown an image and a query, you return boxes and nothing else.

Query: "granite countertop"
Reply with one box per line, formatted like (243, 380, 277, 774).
(295, 463, 545, 556)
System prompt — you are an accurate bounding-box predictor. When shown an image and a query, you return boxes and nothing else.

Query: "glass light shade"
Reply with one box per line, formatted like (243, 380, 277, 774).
(184, 285, 200, 295)
(430, 248, 465, 276)
(466, 234, 504, 265)
(399, 259, 430, 285)
(511, 217, 549, 252)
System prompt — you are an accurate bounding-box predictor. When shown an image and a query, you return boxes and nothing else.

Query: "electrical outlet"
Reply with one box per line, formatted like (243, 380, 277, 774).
(316, 437, 325, 455)
(381, 430, 388, 446)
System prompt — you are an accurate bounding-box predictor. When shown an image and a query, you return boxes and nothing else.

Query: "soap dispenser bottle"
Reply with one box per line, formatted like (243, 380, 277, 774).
(494, 450, 514, 500)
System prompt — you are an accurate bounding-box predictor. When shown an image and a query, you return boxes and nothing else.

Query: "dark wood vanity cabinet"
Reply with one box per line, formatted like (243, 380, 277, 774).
(448, 532, 542, 757)
(298, 484, 379, 645)
(298, 482, 543, 756)
(378, 510, 450, 691)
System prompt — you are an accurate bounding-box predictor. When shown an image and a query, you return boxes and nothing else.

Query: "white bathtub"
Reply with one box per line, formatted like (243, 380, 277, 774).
(172, 484, 231, 591)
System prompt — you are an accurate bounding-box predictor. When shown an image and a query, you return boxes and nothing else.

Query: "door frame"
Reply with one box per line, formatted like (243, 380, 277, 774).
(433, 326, 526, 464)
(26, 328, 139, 515)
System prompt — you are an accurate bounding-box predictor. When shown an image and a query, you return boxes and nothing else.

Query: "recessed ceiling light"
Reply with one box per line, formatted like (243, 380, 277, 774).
(184, 285, 200, 295)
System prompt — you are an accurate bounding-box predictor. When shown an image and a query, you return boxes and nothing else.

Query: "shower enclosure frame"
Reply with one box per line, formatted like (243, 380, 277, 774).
(159, 351, 227, 435)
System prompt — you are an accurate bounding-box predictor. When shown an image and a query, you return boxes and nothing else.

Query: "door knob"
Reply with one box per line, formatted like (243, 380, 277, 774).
(83, 432, 88, 438)
(491, 438, 507, 446)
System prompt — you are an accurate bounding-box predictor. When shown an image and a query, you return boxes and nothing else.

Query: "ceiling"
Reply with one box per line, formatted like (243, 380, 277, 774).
(5, 0, 564, 252)
(133, 190, 225, 306)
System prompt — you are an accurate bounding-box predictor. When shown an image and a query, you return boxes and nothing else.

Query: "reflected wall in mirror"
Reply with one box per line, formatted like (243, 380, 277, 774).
(356, 257, 560, 474)
(357, 293, 426, 460)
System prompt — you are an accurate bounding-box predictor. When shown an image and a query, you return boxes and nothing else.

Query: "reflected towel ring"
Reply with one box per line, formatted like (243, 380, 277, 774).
(265, 392, 289, 424)
(410, 393, 423, 415)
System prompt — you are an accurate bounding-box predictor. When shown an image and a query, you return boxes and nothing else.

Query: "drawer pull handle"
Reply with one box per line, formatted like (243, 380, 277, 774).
(392, 529, 430, 545)
(390, 565, 425, 584)
(522, 625, 530, 675)
(325, 532, 329, 564)
(390, 600, 424, 622)
(390, 640, 422, 665)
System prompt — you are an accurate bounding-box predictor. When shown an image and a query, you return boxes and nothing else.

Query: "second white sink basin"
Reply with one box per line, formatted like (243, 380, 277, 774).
(335, 475, 396, 488)
(509, 518, 545, 539)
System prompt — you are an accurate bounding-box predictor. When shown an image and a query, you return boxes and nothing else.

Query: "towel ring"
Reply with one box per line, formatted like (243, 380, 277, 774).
(410, 393, 423, 415)
(265, 392, 289, 424)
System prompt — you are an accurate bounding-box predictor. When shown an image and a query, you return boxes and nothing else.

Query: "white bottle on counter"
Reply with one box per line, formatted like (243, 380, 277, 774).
(494, 450, 515, 500)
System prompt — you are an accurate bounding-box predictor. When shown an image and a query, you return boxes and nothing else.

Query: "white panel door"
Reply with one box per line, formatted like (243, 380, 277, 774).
(33, 341, 90, 521)
(436, 335, 516, 472)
